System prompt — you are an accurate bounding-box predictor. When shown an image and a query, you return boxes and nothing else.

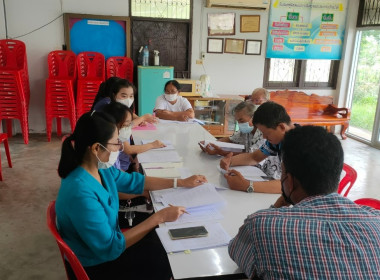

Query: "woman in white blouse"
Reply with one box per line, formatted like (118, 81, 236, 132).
(154, 80, 195, 121)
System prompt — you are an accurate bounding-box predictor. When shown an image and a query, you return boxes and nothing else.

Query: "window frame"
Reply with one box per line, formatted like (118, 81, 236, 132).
(263, 58, 340, 89)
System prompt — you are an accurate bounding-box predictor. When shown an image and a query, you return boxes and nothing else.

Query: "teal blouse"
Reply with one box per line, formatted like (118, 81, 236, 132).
(56, 166, 145, 267)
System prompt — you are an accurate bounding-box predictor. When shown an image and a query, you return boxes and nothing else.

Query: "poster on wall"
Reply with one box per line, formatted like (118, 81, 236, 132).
(266, 0, 348, 60)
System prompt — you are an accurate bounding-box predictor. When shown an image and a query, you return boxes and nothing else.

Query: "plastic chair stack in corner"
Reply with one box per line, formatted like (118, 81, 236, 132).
(106, 56, 134, 82)
(47, 201, 90, 280)
(76, 52, 105, 119)
(45, 50, 77, 141)
(0, 39, 30, 144)
(338, 163, 357, 197)
(0, 133, 12, 181)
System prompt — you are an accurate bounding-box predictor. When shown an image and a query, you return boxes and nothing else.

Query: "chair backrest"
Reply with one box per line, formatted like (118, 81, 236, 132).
(0, 39, 27, 70)
(48, 51, 76, 79)
(76, 52, 105, 80)
(46, 201, 90, 280)
(106, 56, 134, 82)
(354, 198, 380, 210)
(338, 163, 357, 197)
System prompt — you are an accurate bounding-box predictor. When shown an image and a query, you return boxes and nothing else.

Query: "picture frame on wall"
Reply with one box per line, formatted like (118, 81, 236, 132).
(240, 15, 260, 33)
(224, 38, 245, 54)
(207, 38, 224, 53)
(245, 40, 262, 55)
(208, 13, 235, 36)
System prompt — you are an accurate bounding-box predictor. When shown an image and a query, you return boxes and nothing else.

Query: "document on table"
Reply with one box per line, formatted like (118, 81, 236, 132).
(201, 141, 244, 152)
(137, 150, 182, 163)
(217, 165, 271, 181)
(141, 139, 175, 150)
(144, 168, 181, 178)
(160, 183, 225, 209)
(142, 162, 183, 169)
(165, 207, 224, 226)
(156, 222, 231, 253)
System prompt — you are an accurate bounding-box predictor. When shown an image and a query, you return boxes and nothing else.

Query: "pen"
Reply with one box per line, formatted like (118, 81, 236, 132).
(168, 204, 191, 215)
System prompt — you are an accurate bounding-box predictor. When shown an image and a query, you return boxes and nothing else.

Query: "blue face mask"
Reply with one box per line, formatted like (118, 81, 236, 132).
(238, 122, 254, 134)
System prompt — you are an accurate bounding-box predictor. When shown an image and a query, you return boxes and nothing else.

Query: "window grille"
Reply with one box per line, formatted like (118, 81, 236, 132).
(357, 0, 380, 27)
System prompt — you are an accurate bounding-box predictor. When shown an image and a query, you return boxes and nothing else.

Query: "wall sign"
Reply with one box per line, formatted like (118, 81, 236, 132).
(266, 0, 348, 60)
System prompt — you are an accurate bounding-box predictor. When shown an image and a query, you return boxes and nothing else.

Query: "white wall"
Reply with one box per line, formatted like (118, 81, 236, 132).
(1, 0, 359, 133)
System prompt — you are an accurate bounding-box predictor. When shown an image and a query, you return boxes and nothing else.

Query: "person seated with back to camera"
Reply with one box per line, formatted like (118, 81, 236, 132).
(92, 76, 157, 127)
(154, 80, 195, 121)
(221, 102, 298, 194)
(55, 111, 207, 280)
(199, 101, 281, 181)
(229, 125, 380, 279)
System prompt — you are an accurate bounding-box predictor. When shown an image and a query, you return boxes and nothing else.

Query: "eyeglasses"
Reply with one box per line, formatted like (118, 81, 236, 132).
(100, 139, 124, 152)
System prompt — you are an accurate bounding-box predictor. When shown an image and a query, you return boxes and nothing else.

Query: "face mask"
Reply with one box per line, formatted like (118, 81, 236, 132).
(119, 126, 132, 142)
(117, 98, 134, 108)
(96, 145, 119, 169)
(238, 122, 254, 134)
(281, 175, 294, 205)
(165, 93, 178, 102)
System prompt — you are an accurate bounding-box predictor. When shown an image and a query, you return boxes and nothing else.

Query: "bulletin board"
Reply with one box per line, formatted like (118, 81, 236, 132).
(63, 13, 131, 59)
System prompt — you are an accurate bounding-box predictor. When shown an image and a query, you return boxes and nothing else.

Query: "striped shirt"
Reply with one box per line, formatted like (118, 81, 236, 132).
(228, 193, 380, 280)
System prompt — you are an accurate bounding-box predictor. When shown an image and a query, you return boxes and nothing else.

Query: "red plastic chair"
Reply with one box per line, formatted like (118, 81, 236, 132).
(106, 56, 134, 82)
(0, 133, 12, 181)
(338, 163, 357, 197)
(45, 51, 77, 141)
(0, 39, 30, 144)
(76, 52, 104, 119)
(354, 198, 380, 210)
(47, 201, 90, 280)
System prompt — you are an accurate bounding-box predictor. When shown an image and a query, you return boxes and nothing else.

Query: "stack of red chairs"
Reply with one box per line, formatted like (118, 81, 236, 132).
(76, 52, 105, 118)
(0, 39, 30, 144)
(106, 56, 134, 82)
(45, 51, 77, 141)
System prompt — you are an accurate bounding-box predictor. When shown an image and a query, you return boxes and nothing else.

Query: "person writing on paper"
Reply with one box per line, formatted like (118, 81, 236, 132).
(102, 102, 165, 173)
(229, 126, 380, 279)
(56, 111, 207, 280)
(250, 87, 270, 106)
(199, 101, 264, 156)
(154, 80, 195, 121)
(221, 102, 298, 194)
(200, 101, 281, 180)
(92, 77, 158, 127)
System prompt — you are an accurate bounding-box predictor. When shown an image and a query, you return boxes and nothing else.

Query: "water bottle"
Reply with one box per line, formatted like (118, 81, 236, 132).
(143, 45, 149, 66)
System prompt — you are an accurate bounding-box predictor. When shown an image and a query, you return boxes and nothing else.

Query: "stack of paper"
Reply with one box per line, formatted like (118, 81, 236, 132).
(144, 168, 181, 178)
(218, 165, 271, 181)
(201, 141, 244, 153)
(137, 150, 182, 163)
(156, 222, 231, 253)
(141, 139, 175, 150)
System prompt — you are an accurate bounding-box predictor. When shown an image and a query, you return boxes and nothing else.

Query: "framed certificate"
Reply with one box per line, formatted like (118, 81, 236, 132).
(224, 39, 245, 54)
(245, 40, 262, 55)
(208, 13, 235, 36)
(207, 38, 224, 53)
(240, 15, 260, 33)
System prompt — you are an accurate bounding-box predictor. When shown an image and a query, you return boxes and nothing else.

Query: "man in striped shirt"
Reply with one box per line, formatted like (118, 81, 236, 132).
(228, 126, 380, 279)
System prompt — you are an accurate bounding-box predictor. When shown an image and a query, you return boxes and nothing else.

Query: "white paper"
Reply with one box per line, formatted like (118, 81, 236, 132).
(156, 223, 231, 253)
(137, 150, 182, 163)
(161, 183, 225, 209)
(142, 162, 183, 169)
(165, 207, 224, 226)
(204, 140, 244, 152)
(141, 139, 175, 150)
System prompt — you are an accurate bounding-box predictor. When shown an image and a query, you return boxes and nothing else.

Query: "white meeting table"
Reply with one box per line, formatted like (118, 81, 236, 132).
(132, 122, 279, 279)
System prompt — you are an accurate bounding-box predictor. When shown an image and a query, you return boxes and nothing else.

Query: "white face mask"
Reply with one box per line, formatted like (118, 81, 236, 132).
(117, 98, 134, 108)
(165, 93, 178, 102)
(96, 145, 119, 169)
(119, 126, 132, 142)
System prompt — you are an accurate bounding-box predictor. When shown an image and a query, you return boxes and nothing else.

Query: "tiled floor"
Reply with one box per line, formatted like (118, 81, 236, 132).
(0, 133, 379, 279)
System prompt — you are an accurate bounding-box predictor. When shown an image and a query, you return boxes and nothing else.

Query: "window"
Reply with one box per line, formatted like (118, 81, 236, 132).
(263, 58, 339, 89)
(131, 0, 191, 19)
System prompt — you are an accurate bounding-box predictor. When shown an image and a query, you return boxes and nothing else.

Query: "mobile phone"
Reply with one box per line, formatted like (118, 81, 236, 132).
(168, 226, 208, 240)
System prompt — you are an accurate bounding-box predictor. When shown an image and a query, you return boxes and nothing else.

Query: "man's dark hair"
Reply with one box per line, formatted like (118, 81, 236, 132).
(252, 101, 291, 129)
(282, 126, 344, 196)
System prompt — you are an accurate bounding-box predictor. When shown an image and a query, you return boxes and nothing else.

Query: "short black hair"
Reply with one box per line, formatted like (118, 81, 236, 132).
(282, 126, 344, 196)
(252, 101, 291, 129)
(164, 80, 181, 91)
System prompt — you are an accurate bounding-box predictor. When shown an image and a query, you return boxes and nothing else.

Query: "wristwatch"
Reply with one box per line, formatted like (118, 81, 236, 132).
(247, 180, 254, 193)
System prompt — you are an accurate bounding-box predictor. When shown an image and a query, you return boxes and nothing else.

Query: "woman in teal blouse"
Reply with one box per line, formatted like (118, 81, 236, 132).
(56, 111, 207, 279)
